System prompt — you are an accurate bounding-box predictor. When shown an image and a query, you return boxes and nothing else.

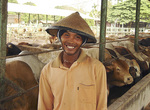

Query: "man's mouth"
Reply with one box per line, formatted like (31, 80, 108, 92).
(66, 45, 75, 49)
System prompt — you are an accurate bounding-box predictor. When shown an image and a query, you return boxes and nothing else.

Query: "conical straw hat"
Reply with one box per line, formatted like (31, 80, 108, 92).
(46, 12, 96, 43)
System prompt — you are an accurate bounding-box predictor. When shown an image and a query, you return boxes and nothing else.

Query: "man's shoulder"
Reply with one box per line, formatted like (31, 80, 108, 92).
(86, 55, 104, 65)
(42, 61, 53, 72)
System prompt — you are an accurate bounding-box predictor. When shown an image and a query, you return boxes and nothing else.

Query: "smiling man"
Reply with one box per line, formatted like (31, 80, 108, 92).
(38, 12, 107, 110)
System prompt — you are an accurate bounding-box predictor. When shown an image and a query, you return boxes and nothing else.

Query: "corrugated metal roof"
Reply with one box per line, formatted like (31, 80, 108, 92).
(8, 3, 100, 20)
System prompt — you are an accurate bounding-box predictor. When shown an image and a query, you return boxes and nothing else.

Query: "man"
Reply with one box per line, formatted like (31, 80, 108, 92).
(38, 12, 107, 110)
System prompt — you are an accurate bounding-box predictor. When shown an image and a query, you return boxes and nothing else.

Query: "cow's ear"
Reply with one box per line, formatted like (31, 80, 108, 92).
(8, 44, 12, 48)
(105, 65, 113, 73)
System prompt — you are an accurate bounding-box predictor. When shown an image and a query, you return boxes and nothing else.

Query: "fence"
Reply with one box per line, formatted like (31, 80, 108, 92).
(91, 26, 146, 37)
(7, 25, 147, 42)
(108, 73, 150, 110)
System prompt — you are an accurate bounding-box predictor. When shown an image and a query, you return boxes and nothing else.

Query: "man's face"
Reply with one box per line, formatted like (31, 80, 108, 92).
(61, 31, 83, 55)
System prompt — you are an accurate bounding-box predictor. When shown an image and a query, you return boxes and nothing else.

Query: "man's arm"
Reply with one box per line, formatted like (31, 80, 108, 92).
(38, 68, 54, 110)
(96, 64, 108, 110)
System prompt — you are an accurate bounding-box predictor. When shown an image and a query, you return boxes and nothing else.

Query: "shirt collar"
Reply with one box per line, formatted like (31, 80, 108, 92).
(52, 49, 87, 68)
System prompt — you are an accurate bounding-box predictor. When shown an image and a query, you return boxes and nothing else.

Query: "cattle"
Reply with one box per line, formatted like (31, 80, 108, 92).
(7, 43, 21, 56)
(112, 40, 150, 62)
(18, 42, 33, 46)
(49, 35, 58, 44)
(37, 49, 62, 64)
(39, 44, 61, 50)
(18, 42, 40, 48)
(144, 102, 150, 110)
(139, 45, 150, 58)
(37, 47, 134, 101)
(37, 27, 43, 32)
(113, 46, 150, 77)
(13, 28, 27, 35)
(37, 48, 133, 87)
(3, 60, 38, 110)
(11, 28, 27, 39)
(139, 38, 150, 46)
(83, 48, 133, 86)
(105, 59, 133, 87)
(82, 48, 134, 105)
(14, 43, 135, 86)
(6, 50, 45, 82)
(107, 41, 150, 74)
(105, 45, 141, 84)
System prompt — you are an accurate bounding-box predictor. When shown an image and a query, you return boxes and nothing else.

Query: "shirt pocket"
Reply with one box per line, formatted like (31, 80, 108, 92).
(78, 83, 95, 103)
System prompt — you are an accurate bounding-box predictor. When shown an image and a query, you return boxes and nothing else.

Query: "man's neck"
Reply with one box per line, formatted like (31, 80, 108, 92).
(62, 50, 81, 68)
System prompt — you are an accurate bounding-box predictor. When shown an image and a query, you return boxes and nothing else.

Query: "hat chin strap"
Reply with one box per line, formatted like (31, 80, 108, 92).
(57, 30, 61, 42)
(81, 38, 87, 46)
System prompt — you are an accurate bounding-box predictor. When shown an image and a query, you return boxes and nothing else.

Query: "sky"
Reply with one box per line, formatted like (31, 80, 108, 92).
(17, 0, 101, 12)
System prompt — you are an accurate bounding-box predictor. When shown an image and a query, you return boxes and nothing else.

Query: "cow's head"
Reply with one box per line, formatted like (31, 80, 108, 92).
(49, 35, 58, 44)
(127, 59, 141, 78)
(105, 59, 133, 87)
(6, 43, 21, 56)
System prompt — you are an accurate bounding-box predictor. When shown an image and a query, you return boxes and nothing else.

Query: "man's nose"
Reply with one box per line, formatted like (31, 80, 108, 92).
(68, 36, 75, 41)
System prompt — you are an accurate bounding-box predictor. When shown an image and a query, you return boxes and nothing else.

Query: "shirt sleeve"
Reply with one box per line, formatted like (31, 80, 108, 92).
(38, 67, 54, 110)
(96, 63, 108, 110)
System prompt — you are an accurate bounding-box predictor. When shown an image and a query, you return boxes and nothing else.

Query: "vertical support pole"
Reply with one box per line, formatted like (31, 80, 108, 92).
(18, 13, 20, 24)
(99, 0, 107, 62)
(28, 13, 31, 25)
(46, 15, 48, 26)
(134, 0, 141, 52)
(38, 14, 40, 24)
(54, 16, 56, 23)
(0, 0, 7, 103)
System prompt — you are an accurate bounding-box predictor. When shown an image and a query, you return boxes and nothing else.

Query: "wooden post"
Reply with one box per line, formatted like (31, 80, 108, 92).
(134, 0, 141, 52)
(99, 0, 107, 62)
(0, 0, 7, 104)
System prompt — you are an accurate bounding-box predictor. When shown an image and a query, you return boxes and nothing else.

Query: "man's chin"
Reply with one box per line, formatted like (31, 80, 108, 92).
(64, 49, 81, 56)
(64, 51, 75, 56)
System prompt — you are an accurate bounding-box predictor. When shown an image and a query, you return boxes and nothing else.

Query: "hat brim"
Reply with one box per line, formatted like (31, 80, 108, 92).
(46, 26, 97, 43)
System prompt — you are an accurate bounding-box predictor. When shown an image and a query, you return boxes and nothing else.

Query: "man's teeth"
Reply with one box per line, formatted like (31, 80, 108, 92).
(67, 46, 74, 49)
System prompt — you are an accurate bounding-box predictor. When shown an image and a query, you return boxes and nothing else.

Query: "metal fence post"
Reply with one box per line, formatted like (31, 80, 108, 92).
(0, 0, 7, 103)
(99, 0, 108, 63)
(134, 0, 141, 52)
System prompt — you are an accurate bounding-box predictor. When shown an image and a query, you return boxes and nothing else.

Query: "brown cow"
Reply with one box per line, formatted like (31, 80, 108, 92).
(106, 47, 141, 83)
(83, 48, 133, 87)
(144, 102, 150, 110)
(49, 35, 58, 44)
(112, 40, 150, 62)
(105, 59, 133, 87)
(139, 45, 150, 60)
(2, 60, 38, 110)
(114, 46, 150, 77)
(37, 47, 133, 87)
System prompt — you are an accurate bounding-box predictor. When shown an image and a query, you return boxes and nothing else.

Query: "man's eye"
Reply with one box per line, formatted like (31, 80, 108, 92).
(64, 33, 69, 37)
(75, 36, 82, 39)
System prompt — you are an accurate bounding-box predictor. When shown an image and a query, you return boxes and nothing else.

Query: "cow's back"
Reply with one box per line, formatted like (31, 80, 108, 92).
(4, 60, 38, 110)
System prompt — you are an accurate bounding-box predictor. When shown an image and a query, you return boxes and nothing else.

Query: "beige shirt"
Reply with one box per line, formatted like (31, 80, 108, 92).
(38, 49, 107, 110)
